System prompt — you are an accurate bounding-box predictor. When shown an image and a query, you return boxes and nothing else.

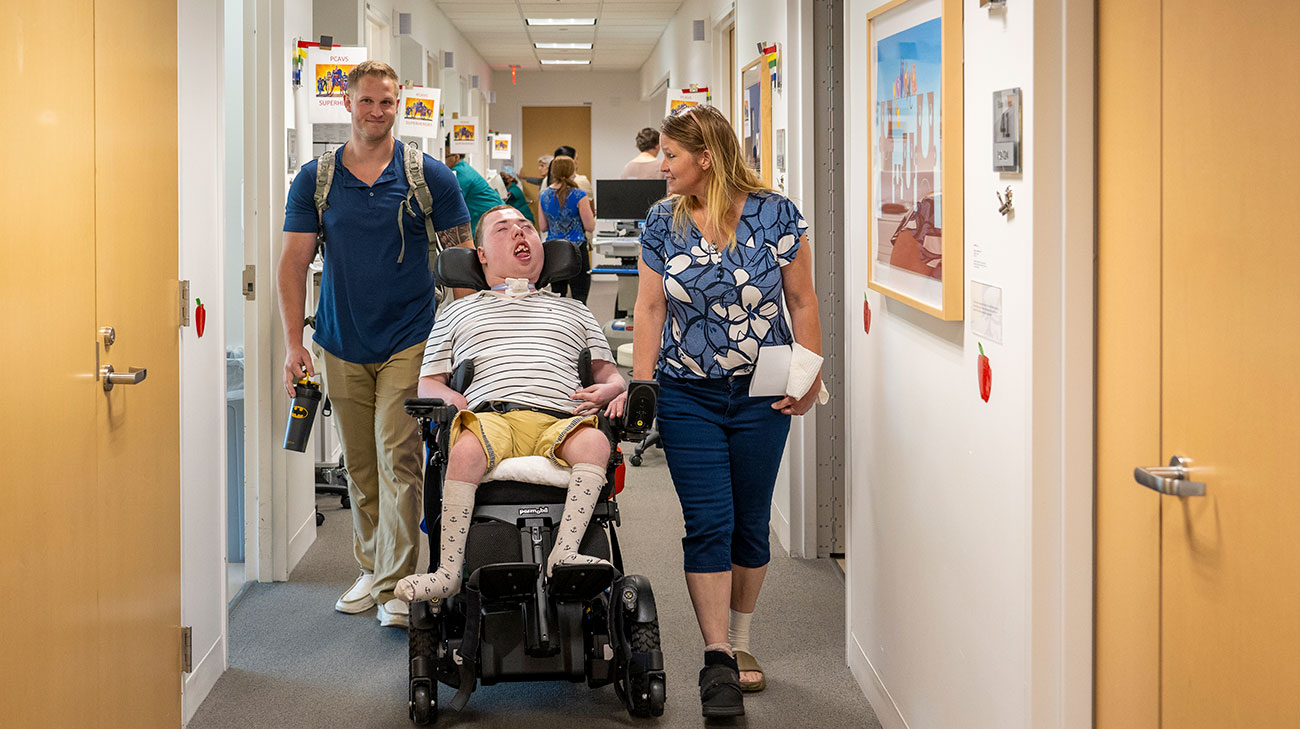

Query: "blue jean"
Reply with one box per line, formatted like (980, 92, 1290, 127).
(657, 375, 791, 573)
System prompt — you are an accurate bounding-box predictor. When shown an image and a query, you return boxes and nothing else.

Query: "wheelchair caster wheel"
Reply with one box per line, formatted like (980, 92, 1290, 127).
(340, 494, 350, 509)
(410, 683, 436, 725)
(315, 510, 325, 527)
(648, 675, 666, 717)
(629, 454, 642, 467)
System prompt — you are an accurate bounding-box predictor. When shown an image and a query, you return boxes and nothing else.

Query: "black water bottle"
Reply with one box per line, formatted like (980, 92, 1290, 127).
(283, 379, 322, 452)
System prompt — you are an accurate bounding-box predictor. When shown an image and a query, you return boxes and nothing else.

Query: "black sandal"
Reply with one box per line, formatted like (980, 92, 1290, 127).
(699, 650, 745, 718)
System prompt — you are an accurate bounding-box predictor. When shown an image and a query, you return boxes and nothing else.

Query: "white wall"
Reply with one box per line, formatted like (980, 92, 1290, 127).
(179, 0, 230, 720)
(639, 0, 734, 100)
(489, 71, 661, 182)
(842, 2, 1093, 729)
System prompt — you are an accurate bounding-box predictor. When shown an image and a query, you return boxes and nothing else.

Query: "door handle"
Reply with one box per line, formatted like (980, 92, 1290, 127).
(101, 364, 148, 392)
(1133, 455, 1206, 497)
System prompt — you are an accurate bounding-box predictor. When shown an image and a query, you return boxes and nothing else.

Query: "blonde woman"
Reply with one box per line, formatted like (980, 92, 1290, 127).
(537, 155, 596, 302)
(632, 105, 823, 717)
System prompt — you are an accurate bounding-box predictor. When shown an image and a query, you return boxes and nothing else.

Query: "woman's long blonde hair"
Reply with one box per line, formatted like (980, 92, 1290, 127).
(549, 155, 579, 207)
(659, 105, 768, 248)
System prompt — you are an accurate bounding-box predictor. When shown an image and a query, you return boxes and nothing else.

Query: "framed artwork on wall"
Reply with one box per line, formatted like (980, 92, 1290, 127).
(739, 56, 772, 187)
(866, 0, 964, 320)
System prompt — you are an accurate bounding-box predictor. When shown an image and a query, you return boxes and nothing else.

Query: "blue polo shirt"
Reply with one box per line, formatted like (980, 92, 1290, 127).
(450, 159, 505, 235)
(284, 140, 469, 364)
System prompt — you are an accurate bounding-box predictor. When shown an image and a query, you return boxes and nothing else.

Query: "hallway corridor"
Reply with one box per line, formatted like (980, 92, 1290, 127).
(188, 447, 878, 728)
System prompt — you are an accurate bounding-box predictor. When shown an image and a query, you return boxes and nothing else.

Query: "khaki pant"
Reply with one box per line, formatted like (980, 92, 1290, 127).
(320, 342, 424, 603)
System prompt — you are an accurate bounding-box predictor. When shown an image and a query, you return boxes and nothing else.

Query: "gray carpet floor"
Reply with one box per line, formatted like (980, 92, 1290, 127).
(189, 283, 879, 729)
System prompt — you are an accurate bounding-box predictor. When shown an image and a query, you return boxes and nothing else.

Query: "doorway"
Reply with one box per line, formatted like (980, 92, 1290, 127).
(1095, 1, 1300, 727)
(522, 105, 594, 188)
(4, 1, 182, 725)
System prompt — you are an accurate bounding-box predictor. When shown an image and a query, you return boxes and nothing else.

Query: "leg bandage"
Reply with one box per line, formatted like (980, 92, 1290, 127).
(546, 462, 612, 576)
(395, 479, 478, 605)
(728, 609, 754, 655)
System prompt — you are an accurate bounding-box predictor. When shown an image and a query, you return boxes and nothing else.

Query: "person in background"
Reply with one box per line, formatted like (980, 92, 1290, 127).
(621, 127, 667, 179)
(444, 134, 506, 234)
(524, 153, 552, 186)
(498, 172, 535, 223)
(544, 145, 594, 202)
(632, 105, 825, 717)
(537, 155, 596, 303)
(279, 61, 473, 630)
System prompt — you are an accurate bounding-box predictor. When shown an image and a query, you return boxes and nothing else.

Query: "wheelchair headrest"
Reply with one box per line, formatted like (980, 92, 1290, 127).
(436, 240, 584, 291)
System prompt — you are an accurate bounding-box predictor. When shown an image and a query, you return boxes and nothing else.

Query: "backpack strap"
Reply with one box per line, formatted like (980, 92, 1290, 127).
(403, 143, 444, 269)
(400, 142, 449, 303)
(313, 148, 337, 259)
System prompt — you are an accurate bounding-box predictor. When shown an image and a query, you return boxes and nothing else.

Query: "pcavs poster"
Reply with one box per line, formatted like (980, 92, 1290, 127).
(397, 86, 441, 137)
(873, 18, 942, 280)
(666, 88, 709, 117)
(307, 46, 367, 123)
(449, 117, 479, 155)
(491, 133, 512, 160)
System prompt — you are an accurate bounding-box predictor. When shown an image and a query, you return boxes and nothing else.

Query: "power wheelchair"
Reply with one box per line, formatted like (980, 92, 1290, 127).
(402, 240, 665, 725)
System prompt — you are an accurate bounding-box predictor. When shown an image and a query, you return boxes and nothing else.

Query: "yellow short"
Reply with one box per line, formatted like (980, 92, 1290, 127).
(449, 409, 599, 471)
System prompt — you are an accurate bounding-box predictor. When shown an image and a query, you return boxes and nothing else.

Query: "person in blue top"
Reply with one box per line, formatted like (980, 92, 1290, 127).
(537, 155, 596, 302)
(279, 61, 473, 630)
(443, 134, 506, 234)
(633, 105, 824, 717)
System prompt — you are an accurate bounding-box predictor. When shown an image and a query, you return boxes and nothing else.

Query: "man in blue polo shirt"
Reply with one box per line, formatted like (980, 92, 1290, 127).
(279, 60, 473, 629)
(443, 133, 505, 234)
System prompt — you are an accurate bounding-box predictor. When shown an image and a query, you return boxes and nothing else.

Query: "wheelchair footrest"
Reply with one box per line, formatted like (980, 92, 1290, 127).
(470, 563, 540, 602)
(548, 562, 615, 602)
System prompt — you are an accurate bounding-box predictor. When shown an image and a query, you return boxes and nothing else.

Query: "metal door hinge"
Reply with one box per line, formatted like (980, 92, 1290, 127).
(242, 265, 257, 301)
(181, 625, 193, 673)
(180, 280, 191, 326)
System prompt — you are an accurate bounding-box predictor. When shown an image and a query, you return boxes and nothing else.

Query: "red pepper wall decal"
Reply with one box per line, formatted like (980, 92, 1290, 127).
(863, 293, 872, 334)
(977, 342, 992, 402)
(195, 298, 207, 338)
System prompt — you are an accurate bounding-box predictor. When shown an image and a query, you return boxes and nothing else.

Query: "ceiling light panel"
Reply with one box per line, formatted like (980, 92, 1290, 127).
(534, 42, 593, 49)
(526, 18, 597, 26)
(540, 59, 591, 65)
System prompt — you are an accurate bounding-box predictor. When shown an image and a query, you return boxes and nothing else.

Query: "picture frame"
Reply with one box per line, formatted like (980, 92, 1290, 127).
(739, 57, 772, 187)
(866, 0, 964, 320)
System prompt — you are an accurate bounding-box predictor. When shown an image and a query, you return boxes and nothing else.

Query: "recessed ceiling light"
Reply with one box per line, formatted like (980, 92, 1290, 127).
(534, 42, 593, 50)
(540, 59, 591, 65)
(526, 18, 597, 26)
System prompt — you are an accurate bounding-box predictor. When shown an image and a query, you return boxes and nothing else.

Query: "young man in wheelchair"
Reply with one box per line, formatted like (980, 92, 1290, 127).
(395, 204, 628, 609)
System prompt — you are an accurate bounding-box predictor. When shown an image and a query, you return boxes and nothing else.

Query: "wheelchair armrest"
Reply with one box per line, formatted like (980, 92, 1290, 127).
(616, 380, 659, 442)
(404, 398, 459, 424)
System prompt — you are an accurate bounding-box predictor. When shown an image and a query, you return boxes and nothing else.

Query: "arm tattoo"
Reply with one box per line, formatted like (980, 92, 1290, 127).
(437, 222, 474, 249)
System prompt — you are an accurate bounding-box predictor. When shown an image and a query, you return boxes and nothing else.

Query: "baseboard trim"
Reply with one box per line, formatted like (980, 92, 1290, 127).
(182, 633, 225, 725)
(848, 630, 910, 729)
(287, 507, 317, 575)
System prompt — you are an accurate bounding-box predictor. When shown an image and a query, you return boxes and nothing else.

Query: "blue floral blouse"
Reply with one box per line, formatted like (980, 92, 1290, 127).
(640, 192, 808, 379)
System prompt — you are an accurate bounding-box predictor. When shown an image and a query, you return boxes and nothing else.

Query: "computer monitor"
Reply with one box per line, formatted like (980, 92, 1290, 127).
(595, 179, 668, 221)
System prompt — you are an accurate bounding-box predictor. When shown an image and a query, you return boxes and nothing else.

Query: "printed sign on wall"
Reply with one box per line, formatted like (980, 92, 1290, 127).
(398, 86, 441, 137)
(666, 88, 710, 117)
(449, 116, 479, 155)
(306, 46, 367, 123)
(490, 133, 512, 160)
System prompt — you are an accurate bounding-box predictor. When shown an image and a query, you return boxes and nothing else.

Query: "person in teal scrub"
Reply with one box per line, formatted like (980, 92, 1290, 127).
(444, 133, 505, 235)
(498, 171, 535, 224)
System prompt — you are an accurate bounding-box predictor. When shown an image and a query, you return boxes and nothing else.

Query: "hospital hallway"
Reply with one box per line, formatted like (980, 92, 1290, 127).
(188, 441, 878, 729)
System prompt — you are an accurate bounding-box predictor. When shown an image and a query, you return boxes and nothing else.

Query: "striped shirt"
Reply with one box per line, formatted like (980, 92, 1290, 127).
(420, 289, 614, 413)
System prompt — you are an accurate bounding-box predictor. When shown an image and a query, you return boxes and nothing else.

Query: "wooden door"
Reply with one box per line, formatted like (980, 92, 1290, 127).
(522, 105, 593, 183)
(1097, 1, 1300, 727)
(1, 1, 182, 726)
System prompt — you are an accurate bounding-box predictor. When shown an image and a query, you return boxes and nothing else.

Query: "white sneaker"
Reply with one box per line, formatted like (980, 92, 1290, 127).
(378, 598, 409, 628)
(334, 572, 376, 614)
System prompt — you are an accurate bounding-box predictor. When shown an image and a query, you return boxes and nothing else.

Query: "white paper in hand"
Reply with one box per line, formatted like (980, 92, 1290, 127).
(749, 344, 792, 397)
